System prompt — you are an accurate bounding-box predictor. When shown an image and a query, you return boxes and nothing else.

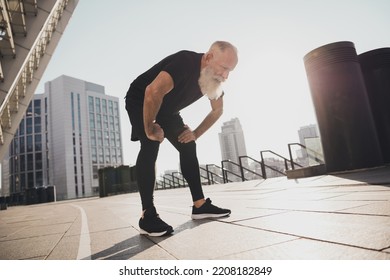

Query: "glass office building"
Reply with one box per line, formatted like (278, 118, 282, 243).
(2, 75, 123, 200)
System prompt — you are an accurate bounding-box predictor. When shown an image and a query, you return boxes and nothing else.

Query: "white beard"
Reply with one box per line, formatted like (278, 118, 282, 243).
(198, 67, 224, 100)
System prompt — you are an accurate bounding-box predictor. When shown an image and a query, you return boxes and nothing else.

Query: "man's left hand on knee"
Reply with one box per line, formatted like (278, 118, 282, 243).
(178, 125, 197, 143)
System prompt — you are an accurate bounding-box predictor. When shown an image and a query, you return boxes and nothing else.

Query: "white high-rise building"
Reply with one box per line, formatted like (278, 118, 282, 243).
(218, 118, 247, 179)
(2, 75, 123, 200)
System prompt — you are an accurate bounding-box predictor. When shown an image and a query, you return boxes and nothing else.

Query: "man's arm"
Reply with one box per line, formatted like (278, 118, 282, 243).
(178, 96, 224, 143)
(143, 71, 174, 142)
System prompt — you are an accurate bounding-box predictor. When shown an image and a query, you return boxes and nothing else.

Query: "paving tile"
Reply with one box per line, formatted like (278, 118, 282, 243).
(247, 200, 370, 213)
(46, 234, 80, 260)
(152, 220, 296, 259)
(320, 185, 390, 193)
(236, 211, 390, 250)
(259, 188, 347, 201)
(0, 224, 27, 239)
(0, 234, 63, 260)
(128, 243, 177, 260)
(327, 191, 390, 202)
(338, 201, 390, 216)
(83, 208, 130, 234)
(1, 166, 389, 260)
(224, 207, 287, 223)
(88, 227, 176, 260)
(1, 222, 72, 241)
(219, 238, 390, 260)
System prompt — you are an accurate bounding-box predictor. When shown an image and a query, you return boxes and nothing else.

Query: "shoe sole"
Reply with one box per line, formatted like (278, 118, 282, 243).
(191, 212, 230, 220)
(140, 228, 173, 237)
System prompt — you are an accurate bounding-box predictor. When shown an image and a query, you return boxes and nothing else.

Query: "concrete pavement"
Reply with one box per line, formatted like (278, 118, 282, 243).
(0, 166, 389, 260)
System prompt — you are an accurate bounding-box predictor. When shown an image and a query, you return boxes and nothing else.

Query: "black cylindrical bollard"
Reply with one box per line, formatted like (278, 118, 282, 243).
(359, 48, 390, 164)
(304, 41, 383, 172)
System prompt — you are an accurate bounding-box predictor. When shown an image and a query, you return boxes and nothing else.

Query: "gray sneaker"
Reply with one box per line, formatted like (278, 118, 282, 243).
(191, 198, 231, 220)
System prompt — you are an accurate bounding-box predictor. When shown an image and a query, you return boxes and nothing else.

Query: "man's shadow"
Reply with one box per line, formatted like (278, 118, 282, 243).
(89, 218, 213, 260)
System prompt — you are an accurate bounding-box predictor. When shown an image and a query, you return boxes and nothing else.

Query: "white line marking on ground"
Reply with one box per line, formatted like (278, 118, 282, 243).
(71, 204, 91, 260)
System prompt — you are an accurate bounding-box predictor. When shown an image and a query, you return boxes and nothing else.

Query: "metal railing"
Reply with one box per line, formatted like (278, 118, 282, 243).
(238, 155, 264, 181)
(260, 150, 291, 179)
(221, 160, 242, 183)
(154, 146, 321, 190)
(205, 164, 225, 185)
(199, 166, 212, 185)
(172, 171, 187, 187)
(288, 143, 324, 169)
(156, 171, 188, 190)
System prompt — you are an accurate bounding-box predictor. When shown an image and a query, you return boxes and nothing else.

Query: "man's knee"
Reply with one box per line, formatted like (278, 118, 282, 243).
(139, 140, 160, 159)
(179, 141, 197, 157)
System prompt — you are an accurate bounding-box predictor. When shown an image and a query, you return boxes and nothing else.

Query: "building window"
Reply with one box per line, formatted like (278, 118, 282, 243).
(36, 171, 43, 187)
(20, 155, 25, 172)
(104, 131, 109, 146)
(77, 94, 82, 131)
(103, 115, 108, 130)
(97, 130, 103, 146)
(71, 92, 75, 130)
(19, 119, 25, 136)
(109, 116, 114, 131)
(26, 118, 33, 134)
(27, 103, 33, 117)
(114, 101, 119, 116)
(27, 154, 34, 171)
(27, 172, 34, 188)
(93, 165, 98, 179)
(108, 100, 113, 115)
(96, 114, 102, 129)
(89, 112, 95, 129)
(88, 96, 94, 112)
(27, 135, 33, 153)
(102, 99, 107, 114)
(34, 99, 41, 116)
(36, 153, 42, 170)
(34, 117, 41, 133)
(95, 98, 101, 114)
(35, 134, 42, 151)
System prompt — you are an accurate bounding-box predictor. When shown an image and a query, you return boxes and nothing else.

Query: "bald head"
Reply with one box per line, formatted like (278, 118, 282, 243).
(209, 41, 237, 54)
(208, 41, 238, 65)
(199, 41, 238, 100)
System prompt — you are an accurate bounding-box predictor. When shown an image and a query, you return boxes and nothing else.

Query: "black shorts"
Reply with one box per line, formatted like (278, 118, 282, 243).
(126, 102, 186, 143)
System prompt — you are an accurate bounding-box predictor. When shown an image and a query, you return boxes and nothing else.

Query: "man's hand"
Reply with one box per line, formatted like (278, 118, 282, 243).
(178, 125, 197, 143)
(146, 122, 165, 142)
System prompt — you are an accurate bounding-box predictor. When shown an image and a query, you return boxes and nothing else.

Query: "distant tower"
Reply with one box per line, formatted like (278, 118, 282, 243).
(219, 118, 247, 178)
(298, 124, 319, 146)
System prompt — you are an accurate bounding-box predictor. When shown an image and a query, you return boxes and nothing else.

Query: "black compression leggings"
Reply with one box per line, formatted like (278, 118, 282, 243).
(128, 108, 205, 211)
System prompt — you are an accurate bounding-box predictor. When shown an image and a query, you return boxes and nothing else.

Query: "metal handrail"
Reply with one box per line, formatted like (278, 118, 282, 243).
(288, 143, 324, 170)
(164, 174, 177, 188)
(155, 180, 164, 190)
(238, 155, 264, 180)
(172, 172, 186, 187)
(260, 150, 289, 179)
(221, 160, 243, 183)
(205, 164, 225, 185)
(156, 149, 300, 190)
(162, 175, 174, 189)
(199, 167, 213, 185)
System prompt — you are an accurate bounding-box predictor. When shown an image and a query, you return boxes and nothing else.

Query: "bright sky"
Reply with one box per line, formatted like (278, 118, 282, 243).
(37, 0, 390, 175)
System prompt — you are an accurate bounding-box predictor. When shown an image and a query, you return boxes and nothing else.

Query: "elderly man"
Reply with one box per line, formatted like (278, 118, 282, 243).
(125, 41, 238, 236)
